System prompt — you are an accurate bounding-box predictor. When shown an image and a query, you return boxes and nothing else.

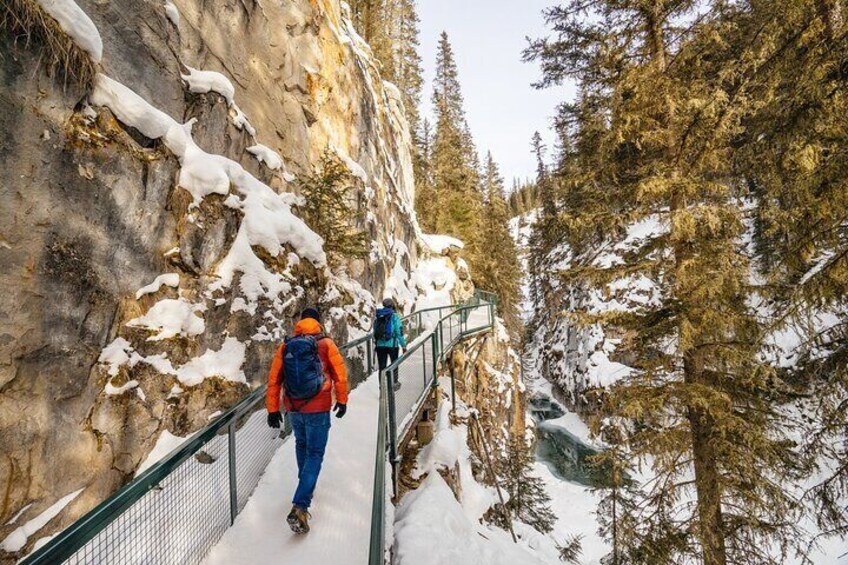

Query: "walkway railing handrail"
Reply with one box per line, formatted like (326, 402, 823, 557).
(22, 293, 497, 565)
(368, 297, 497, 564)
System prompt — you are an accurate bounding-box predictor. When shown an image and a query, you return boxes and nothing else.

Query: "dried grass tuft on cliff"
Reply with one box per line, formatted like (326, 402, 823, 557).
(1, 0, 96, 88)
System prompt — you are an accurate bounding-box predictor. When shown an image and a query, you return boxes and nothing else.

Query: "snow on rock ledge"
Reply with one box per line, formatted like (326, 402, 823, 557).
(36, 0, 103, 63)
(421, 233, 465, 254)
(0, 488, 84, 553)
(126, 298, 206, 341)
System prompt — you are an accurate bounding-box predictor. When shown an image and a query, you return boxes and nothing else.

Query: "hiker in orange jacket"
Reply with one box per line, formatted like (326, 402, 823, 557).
(266, 307, 348, 534)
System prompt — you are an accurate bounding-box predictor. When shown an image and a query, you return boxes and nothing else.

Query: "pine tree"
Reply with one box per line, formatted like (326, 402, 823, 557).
(493, 434, 556, 535)
(348, 0, 423, 132)
(726, 0, 848, 544)
(393, 0, 424, 135)
(531, 131, 555, 220)
(527, 131, 558, 314)
(429, 32, 485, 260)
(298, 150, 369, 265)
(526, 2, 808, 563)
(478, 153, 523, 333)
(348, 0, 395, 78)
(414, 118, 437, 231)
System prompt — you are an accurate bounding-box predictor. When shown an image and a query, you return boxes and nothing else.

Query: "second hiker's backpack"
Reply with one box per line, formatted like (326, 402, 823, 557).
(374, 311, 394, 342)
(282, 335, 325, 401)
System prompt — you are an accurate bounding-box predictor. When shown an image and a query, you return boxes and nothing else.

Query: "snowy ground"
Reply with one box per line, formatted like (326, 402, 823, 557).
(394, 392, 558, 564)
(203, 377, 380, 565)
(532, 462, 607, 564)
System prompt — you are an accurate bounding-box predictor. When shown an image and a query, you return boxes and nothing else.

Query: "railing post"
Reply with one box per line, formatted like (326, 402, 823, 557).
(366, 337, 373, 376)
(368, 370, 388, 565)
(384, 368, 400, 497)
(422, 336, 428, 387)
(449, 355, 456, 412)
(228, 420, 238, 525)
(431, 333, 439, 387)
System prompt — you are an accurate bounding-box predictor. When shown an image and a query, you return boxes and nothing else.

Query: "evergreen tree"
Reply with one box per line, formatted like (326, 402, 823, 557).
(348, 0, 395, 78)
(527, 131, 558, 314)
(508, 180, 539, 218)
(493, 434, 556, 535)
(430, 32, 485, 261)
(414, 118, 437, 232)
(531, 131, 556, 220)
(348, 0, 423, 132)
(298, 150, 369, 265)
(526, 2, 808, 563)
(393, 0, 424, 135)
(478, 153, 523, 333)
(727, 0, 848, 544)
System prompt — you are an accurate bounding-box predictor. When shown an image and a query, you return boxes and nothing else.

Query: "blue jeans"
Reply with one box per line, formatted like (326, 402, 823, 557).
(289, 411, 330, 509)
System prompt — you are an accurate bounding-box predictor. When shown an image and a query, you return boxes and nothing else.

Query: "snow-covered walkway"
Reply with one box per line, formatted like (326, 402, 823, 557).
(203, 376, 380, 564)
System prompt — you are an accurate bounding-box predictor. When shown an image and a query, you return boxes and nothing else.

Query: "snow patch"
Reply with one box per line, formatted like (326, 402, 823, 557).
(135, 430, 189, 477)
(5, 504, 33, 527)
(126, 298, 205, 341)
(174, 337, 246, 387)
(135, 273, 180, 299)
(98, 337, 133, 376)
(421, 233, 464, 254)
(247, 144, 283, 171)
(333, 146, 369, 183)
(394, 473, 550, 565)
(90, 75, 177, 140)
(163, 1, 180, 28)
(105, 379, 139, 395)
(181, 66, 235, 105)
(0, 488, 84, 553)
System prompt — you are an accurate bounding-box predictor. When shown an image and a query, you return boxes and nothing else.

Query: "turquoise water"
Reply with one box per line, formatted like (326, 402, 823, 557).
(530, 394, 605, 487)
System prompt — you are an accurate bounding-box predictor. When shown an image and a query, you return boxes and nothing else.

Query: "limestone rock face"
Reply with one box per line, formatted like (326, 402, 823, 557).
(0, 0, 420, 557)
(452, 329, 527, 450)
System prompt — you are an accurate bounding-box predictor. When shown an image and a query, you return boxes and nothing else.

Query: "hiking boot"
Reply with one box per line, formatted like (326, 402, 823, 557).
(287, 505, 310, 534)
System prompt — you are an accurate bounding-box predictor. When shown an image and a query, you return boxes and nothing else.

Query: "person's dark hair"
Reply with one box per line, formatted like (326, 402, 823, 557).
(301, 307, 320, 321)
(382, 298, 394, 309)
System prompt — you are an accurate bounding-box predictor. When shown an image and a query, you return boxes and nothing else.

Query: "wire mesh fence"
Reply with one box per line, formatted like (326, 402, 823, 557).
(390, 333, 436, 441)
(43, 390, 282, 565)
(383, 300, 494, 459)
(25, 295, 496, 565)
(340, 337, 373, 391)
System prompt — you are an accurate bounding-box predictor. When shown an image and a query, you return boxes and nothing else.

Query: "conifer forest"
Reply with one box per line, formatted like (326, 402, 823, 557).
(1, 0, 847, 564)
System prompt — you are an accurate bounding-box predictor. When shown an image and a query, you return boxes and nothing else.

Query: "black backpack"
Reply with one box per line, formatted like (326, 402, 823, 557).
(281, 335, 326, 401)
(374, 311, 394, 342)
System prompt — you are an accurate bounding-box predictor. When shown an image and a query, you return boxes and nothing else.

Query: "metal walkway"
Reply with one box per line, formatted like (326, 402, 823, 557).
(22, 291, 497, 565)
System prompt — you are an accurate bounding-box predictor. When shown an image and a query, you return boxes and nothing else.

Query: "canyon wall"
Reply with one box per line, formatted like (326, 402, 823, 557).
(0, 0, 421, 557)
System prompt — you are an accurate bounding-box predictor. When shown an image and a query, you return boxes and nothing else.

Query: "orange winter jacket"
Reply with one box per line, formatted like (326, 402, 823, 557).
(266, 318, 349, 414)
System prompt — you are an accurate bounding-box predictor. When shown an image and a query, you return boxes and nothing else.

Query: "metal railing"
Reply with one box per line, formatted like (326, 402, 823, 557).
(370, 299, 495, 564)
(22, 294, 496, 565)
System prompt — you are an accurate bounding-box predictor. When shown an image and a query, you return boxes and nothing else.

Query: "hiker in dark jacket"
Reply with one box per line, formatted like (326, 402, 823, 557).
(374, 298, 407, 389)
(266, 307, 348, 535)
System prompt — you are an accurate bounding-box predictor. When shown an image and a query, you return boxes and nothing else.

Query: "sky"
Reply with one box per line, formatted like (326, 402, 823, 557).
(417, 0, 576, 187)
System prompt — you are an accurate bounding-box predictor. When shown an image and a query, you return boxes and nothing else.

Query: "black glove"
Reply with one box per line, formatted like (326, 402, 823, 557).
(333, 403, 347, 419)
(267, 411, 283, 429)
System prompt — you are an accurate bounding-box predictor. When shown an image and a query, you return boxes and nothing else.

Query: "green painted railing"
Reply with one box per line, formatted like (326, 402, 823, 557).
(21, 294, 496, 565)
(368, 298, 496, 563)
